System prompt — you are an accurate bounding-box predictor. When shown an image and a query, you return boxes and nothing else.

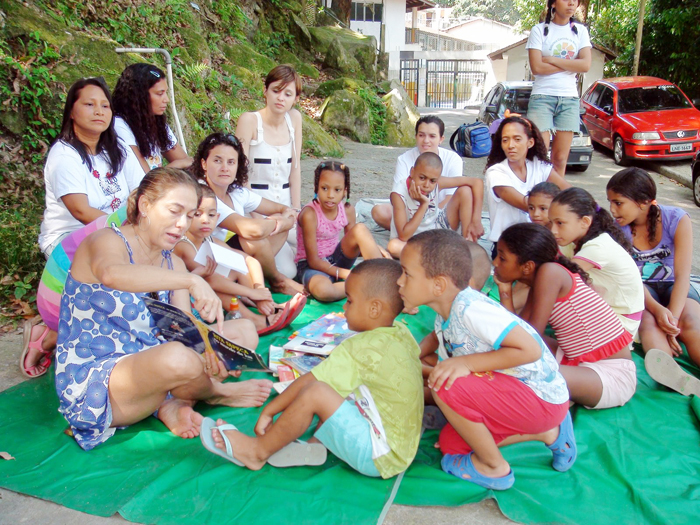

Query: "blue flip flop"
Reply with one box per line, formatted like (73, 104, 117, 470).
(441, 452, 515, 490)
(200, 417, 244, 467)
(547, 411, 577, 472)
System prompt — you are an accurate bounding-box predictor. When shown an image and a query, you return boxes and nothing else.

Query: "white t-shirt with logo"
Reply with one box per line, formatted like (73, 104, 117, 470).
(114, 116, 177, 171)
(38, 141, 142, 253)
(526, 22, 591, 97)
(392, 146, 463, 203)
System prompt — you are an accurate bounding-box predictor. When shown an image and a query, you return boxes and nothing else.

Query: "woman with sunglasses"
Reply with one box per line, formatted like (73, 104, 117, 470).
(192, 133, 304, 296)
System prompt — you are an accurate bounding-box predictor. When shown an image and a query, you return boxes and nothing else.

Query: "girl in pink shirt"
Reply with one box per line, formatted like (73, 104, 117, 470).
(296, 161, 388, 302)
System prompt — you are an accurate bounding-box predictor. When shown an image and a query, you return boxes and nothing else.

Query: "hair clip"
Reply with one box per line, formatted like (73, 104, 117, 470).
(595, 204, 601, 212)
(149, 70, 161, 78)
(226, 134, 240, 147)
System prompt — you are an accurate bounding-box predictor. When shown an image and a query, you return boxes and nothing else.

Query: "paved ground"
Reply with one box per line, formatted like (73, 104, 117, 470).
(1, 108, 698, 524)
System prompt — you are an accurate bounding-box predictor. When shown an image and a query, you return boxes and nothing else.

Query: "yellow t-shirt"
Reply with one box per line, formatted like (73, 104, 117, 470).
(573, 233, 645, 335)
(311, 321, 423, 478)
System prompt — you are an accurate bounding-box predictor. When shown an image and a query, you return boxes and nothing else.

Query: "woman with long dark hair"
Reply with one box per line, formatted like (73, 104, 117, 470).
(28, 77, 142, 379)
(112, 63, 193, 174)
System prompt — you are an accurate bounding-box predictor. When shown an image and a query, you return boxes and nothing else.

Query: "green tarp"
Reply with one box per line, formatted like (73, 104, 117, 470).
(1, 298, 699, 524)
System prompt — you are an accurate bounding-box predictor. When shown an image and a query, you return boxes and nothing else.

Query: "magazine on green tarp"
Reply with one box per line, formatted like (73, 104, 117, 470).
(143, 297, 270, 372)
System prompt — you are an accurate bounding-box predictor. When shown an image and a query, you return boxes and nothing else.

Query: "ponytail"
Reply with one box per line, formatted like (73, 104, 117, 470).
(606, 167, 659, 242)
(551, 188, 633, 255)
(555, 254, 590, 285)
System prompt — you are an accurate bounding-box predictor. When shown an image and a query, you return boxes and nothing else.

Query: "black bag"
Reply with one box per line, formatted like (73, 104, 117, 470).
(449, 122, 492, 158)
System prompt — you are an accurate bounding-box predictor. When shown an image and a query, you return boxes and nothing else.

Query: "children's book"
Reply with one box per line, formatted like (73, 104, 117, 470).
(282, 313, 356, 356)
(194, 239, 248, 276)
(143, 297, 270, 372)
(280, 354, 325, 375)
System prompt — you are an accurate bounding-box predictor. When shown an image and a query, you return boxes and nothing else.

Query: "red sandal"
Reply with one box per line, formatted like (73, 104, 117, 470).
(20, 321, 53, 378)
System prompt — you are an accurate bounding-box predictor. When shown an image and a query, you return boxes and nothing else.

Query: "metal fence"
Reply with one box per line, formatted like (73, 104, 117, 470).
(405, 28, 481, 52)
(425, 60, 487, 108)
(399, 59, 420, 106)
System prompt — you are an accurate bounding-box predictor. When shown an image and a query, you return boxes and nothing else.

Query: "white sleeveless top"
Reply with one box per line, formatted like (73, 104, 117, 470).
(247, 112, 295, 207)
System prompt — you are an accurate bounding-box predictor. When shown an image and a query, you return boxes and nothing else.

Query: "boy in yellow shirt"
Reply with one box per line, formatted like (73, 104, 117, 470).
(200, 259, 424, 478)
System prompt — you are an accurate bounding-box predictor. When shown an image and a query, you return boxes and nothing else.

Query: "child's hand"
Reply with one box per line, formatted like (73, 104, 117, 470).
(466, 221, 484, 241)
(428, 358, 474, 392)
(653, 306, 681, 336)
(255, 298, 275, 316)
(254, 413, 273, 436)
(408, 180, 429, 206)
(667, 334, 684, 357)
(192, 256, 216, 278)
(248, 286, 273, 303)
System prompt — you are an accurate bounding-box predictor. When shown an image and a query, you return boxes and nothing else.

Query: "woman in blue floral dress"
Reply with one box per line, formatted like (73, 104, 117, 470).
(55, 167, 272, 450)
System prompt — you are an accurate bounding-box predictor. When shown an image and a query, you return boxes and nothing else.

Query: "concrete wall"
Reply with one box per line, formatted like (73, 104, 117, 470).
(446, 19, 522, 47)
(385, 0, 406, 80)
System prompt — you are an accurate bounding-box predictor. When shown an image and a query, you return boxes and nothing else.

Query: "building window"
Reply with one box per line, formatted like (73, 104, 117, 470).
(351, 2, 382, 22)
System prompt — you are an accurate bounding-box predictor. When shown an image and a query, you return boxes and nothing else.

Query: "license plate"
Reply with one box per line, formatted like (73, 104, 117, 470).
(580, 155, 590, 161)
(670, 143, 693, 152)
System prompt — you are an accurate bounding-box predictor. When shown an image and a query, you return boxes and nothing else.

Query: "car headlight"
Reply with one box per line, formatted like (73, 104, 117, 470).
(632, 132, 661, 140)
(571, 136, 592, 147)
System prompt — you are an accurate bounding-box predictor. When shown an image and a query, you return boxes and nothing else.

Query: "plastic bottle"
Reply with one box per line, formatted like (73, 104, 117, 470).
(227, 296, 241, 320)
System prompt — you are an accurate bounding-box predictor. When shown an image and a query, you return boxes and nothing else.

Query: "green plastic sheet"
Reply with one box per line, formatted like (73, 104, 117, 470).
(2, 297, 699, 525)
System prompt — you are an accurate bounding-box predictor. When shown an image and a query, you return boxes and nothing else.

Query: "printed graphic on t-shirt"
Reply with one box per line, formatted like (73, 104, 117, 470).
(635, 244, 673, 281)
(93, 169, 123, 211)
(552, 39, 577, 59)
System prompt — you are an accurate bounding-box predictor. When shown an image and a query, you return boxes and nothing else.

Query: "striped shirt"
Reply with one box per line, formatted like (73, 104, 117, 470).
(549, 266, 632, 366)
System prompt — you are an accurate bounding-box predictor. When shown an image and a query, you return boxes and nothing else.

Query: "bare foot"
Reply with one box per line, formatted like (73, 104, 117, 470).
(212, 418, 267, 470)
(156, 398, 203, 439)
(207, 379, 273, 408)
(253, 310, 285, 332)
(270, 277, 304, 296)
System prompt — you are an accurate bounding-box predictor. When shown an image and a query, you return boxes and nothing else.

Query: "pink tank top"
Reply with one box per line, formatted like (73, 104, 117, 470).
(295, 199, 348, 263)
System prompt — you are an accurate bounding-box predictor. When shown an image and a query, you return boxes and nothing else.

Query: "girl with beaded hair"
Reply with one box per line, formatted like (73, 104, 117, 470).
(112, 63, 193, 174)
(526, 0, 591, 179)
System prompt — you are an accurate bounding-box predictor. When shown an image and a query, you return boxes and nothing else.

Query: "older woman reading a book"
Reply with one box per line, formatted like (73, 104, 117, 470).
(54, 167, 272, 451)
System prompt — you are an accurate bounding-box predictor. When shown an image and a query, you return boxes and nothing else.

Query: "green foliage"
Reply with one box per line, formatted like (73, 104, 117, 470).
(0, 32, 64, 162)
(640, 0, 700, 100)
(356, 87, 387, 146)
(254, 31, 295, 59)
(213, 1, 252, 37)
(588, 0, 638, 77)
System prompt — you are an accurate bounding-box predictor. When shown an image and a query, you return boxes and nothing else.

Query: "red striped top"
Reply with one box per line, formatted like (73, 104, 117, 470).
(549, 265, 632, 366)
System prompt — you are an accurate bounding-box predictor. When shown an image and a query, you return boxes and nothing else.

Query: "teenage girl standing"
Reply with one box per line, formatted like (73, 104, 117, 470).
(527, 0, 591, 178)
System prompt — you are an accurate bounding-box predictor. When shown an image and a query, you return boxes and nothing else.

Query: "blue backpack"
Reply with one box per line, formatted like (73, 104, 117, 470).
(449, 122, 491, 158)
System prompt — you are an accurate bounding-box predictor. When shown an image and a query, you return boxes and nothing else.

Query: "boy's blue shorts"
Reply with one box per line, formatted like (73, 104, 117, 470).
(314, 400, 381, 477)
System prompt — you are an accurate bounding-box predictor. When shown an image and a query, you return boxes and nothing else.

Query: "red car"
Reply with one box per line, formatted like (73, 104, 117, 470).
(581, 77, 700, 165)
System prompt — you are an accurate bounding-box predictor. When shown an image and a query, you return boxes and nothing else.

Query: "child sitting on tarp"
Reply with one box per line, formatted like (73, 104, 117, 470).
(397, 229, 573, 490)
(200, 259, 424, 479)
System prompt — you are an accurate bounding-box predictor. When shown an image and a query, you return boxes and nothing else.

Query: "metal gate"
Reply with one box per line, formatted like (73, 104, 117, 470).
(425, 60, 487, 109)
(399, 59, 420, 106)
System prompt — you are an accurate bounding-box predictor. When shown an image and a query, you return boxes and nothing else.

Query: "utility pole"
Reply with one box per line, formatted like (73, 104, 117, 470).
(632, 0, 647, 76)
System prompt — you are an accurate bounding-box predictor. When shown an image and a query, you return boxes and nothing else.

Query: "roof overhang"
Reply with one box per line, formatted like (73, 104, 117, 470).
(406, 0, 436, 12)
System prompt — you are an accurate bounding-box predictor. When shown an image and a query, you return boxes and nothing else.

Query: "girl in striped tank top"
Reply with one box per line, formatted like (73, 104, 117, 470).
(494, 223, 636, 409)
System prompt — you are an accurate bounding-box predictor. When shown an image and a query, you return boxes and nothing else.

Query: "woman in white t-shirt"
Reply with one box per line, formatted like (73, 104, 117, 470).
(39, 77, 143, 256)
(526, 0, 591, 179)
(28, 77, 142, 379)
(112, 63, 193, 174)
(192, 133, 303, 296)
(485, 116, 569, 253)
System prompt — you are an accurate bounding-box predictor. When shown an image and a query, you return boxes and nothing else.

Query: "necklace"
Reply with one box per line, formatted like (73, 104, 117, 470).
(134, 230, 160, 266)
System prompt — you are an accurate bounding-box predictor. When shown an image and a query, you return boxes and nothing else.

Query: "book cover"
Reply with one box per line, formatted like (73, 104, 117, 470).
(282, 337, 337, 356)
(143, 297, 270, 372)
(280, 354, 325, 375)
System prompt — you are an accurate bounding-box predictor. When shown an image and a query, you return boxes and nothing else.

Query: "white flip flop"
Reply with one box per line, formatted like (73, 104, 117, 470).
(645, 348, 700, 397)
(200, 417, 244, 466)
(267, 440, 327, 468)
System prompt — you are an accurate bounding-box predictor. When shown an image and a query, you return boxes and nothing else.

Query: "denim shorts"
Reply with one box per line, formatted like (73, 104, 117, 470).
(314, 400, 381, 477)
(645, 281, 700, 307)
(295, 242, 356, 288)
(527, 94, 580, 134)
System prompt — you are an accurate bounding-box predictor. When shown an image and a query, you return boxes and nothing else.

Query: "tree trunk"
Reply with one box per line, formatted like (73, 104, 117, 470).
(633, 0, 648, 76)
(335, 0, 351, 25)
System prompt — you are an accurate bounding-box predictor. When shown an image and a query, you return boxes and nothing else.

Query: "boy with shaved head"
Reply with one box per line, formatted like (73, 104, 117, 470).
(388, 152, 483, 258)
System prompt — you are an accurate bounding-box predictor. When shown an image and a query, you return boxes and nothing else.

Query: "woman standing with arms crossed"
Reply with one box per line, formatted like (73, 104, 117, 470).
(526, 0, 591, 178)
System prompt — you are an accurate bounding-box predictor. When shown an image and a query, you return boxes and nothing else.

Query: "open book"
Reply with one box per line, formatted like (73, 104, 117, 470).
(143, 297, 270, 372)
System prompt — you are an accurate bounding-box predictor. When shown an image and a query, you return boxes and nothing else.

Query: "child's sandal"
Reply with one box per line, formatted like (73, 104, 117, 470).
(547, 411, 577, 472)
(441, 452, 514, 490)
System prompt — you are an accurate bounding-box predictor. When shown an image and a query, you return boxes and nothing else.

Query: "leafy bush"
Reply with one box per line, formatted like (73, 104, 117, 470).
(356, 87, 387, 146)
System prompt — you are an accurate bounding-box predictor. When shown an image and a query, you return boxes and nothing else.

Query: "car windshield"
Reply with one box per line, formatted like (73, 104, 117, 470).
(500, 88, 531, 115)
(617, 85, 691, 113)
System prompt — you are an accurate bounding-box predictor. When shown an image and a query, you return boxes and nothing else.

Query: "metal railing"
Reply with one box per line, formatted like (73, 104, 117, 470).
(405, 28, 482, 52)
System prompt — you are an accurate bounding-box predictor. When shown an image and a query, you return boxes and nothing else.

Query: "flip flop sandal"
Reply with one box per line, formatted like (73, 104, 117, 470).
(20, 321, 53, 379)
(441, 452, 515, 490)
(200, 417, 244, 467)
(257, 302, 292, 336)
(281, 293, 307, 326)
(645, 348, 700, 397)
(547, 411, 577, 472)
(267, 440, 327, 468)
